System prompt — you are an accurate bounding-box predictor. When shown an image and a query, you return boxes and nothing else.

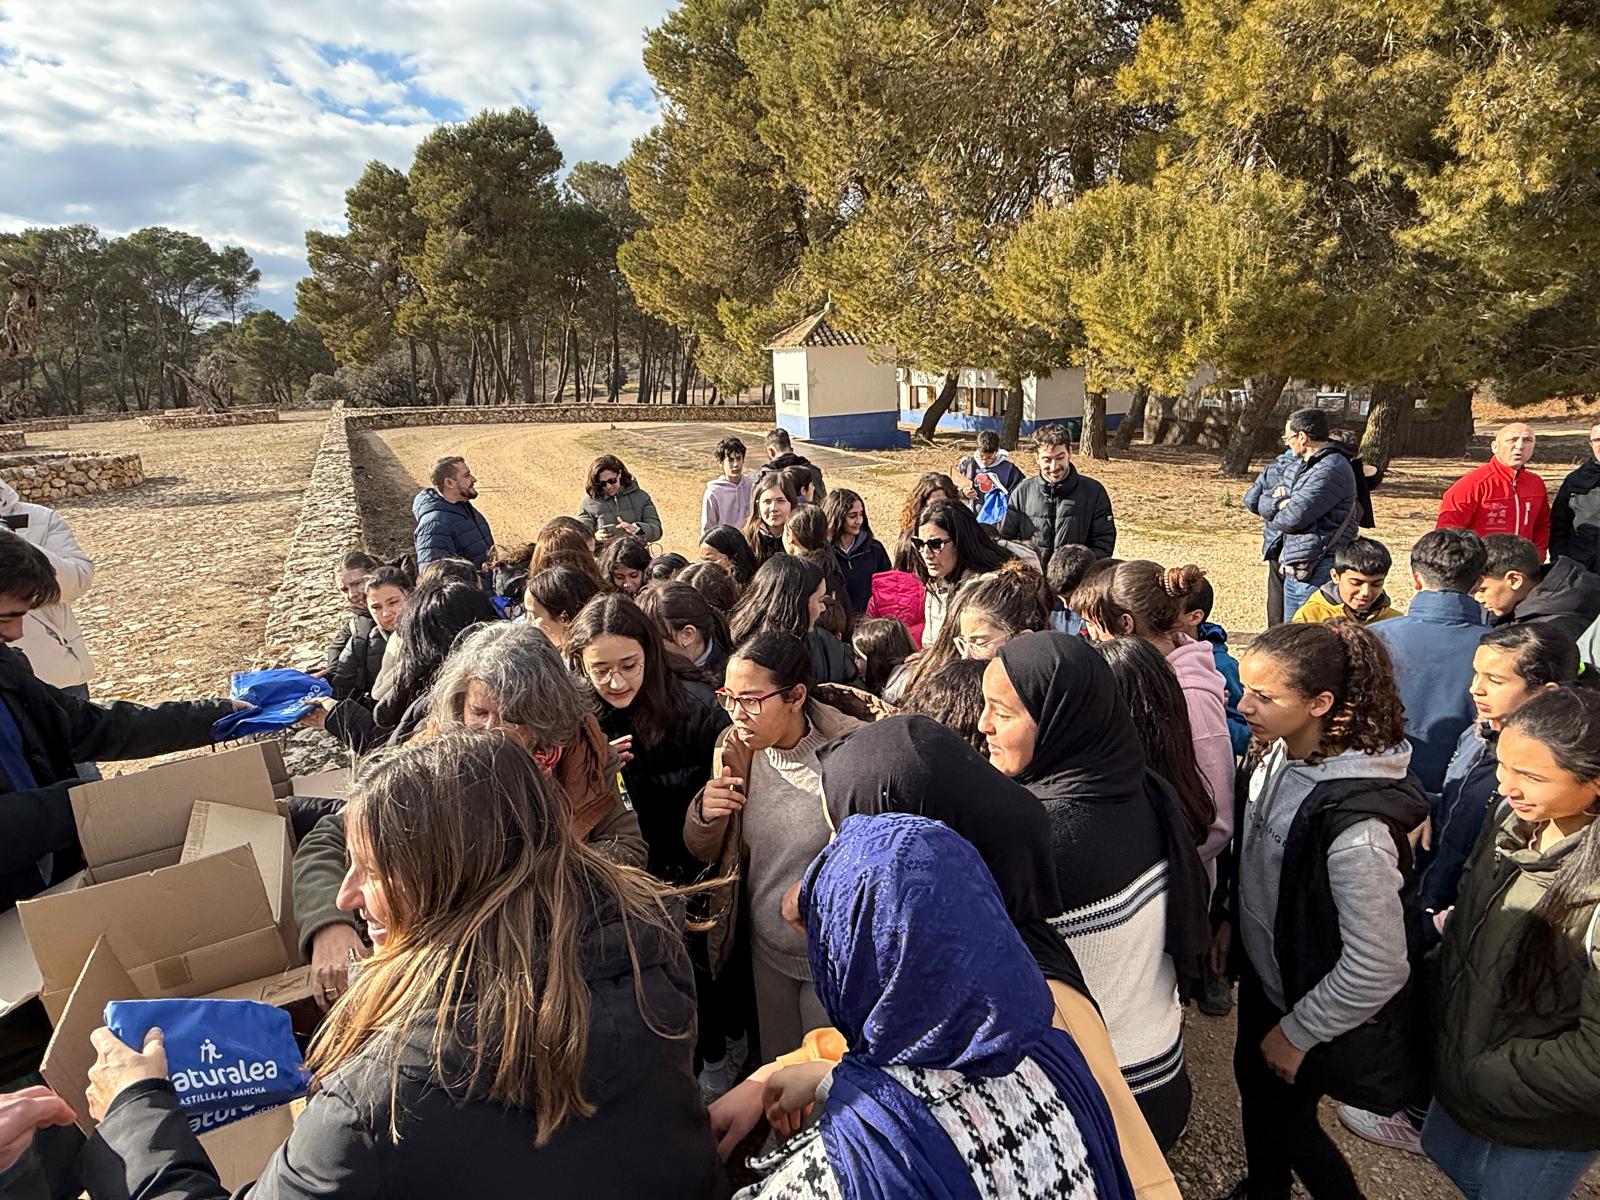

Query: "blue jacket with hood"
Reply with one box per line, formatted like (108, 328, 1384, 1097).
(412, 489, 495, 571)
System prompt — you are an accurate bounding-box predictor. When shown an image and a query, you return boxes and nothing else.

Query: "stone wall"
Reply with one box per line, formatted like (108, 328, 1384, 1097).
(11, 419, 68, 432)
(138, 408, 281, 431)
(0, 431, 23, 452)
(343, 402, 775, 431)
(0, 452, 144, 502)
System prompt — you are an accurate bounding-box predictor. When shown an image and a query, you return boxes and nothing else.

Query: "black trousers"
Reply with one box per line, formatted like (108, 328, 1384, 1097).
(1234, 968, 1364, 1200)
(1265, 564, 1286, 628)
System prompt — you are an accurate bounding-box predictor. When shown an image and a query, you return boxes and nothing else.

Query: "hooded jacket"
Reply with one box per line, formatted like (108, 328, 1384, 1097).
(412, 488, 494, 571)
(0, 481, 95, 688)
(997, 465, 1117, 568)
(1434, 807, 1600, 1150)
(1371, 589, 1488, 794)
(1235, 740, 1427, 1110)
(0, 646, 232, 910)
(84, 903, 729, 1200)
(994, 634, 1208, 1144)
(1500, 555, 1600, 642)
(955, 450, 1026, 509)
(760, 452, 827, 500)
(835, 529, 891, 615)
(1165, 635, 1236, 872)
(864, 570, 927, 647)
(700, 474, 753, 536)
(1438, 456, 1552, 556)
(327, 614, 388, 706)
(1551, 457, 1600, 572)
(1267, 443, 1359, 570)
(578, 481, 663, 543)
(1197, 621, 1250, 756)
(1290, 578, 1401, 625)
(1244, 449, 1303, 561)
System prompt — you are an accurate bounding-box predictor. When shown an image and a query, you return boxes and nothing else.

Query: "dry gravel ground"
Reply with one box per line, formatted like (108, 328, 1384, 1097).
(43, 412, 1600, 1196)
(22, 412, 325, 712)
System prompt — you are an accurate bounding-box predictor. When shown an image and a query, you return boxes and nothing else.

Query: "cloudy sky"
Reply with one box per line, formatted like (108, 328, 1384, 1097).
(0, 0, 676, 314)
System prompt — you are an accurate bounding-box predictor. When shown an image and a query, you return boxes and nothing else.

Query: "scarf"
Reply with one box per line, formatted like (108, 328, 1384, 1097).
(802, 814, 1133, 1200)
(997, 632, 1210, 1000)
(556, 713, 621, 842)
(816, 715, 1088, 996)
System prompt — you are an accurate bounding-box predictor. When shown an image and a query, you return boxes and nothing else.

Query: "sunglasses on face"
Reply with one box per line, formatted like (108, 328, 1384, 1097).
(599, 475, 621, 488)
(910, 536, 951, 554)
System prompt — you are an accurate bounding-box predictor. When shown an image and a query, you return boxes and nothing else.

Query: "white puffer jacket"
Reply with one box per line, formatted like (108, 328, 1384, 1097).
(0, 480, 95, 687)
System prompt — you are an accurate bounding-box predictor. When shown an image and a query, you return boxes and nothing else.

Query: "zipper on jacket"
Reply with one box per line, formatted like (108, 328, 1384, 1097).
(1439, 845, 1520, 1015)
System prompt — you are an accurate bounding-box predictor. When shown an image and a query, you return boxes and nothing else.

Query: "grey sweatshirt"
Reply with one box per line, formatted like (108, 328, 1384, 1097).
(1239, 741, 1412, 1052)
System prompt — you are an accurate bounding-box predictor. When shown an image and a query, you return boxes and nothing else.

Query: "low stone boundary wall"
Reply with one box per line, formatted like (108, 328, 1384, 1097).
(0, 431, 23, 452)
(343, 402, 775, 431)
(0, 451, 144, 502)
(11, 419, 69, 433)
(138, 408, 280, 431)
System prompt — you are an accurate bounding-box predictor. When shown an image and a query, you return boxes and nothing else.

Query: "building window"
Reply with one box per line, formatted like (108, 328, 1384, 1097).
(781, 383, 800, 408)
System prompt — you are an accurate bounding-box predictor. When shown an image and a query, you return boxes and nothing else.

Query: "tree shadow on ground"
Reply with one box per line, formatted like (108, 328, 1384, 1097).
(107, 476, 308, 509)
(351, 433, 424, 558)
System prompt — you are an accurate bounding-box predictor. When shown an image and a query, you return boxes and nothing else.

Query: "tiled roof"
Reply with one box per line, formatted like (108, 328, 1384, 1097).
(766, 308, 871, 350)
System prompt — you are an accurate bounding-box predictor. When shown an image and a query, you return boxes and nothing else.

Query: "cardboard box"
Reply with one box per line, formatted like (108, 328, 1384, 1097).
(41, 937, 301, 1189)
(9, 743, 307, 1022)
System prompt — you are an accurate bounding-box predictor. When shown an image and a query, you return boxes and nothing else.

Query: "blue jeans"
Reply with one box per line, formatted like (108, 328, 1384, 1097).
(1423, 1102, 1597, 1200)
(1281, 556, 1334, 623)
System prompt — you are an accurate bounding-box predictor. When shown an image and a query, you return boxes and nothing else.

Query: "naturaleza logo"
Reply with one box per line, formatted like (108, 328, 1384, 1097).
(172, 1045, 282, 1105)
(187, 1104, 263, 1134)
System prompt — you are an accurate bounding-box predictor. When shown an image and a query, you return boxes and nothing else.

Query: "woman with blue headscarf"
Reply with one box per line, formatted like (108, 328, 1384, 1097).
(735, 811, 1140, 1200)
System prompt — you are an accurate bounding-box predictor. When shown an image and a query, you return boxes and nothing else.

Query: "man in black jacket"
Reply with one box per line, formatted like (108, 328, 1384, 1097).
(0, 536, 236, 912)
(759, 428, 827, 500)
(997, 423, 1117, 569)
(1549, 422, 1600, 571)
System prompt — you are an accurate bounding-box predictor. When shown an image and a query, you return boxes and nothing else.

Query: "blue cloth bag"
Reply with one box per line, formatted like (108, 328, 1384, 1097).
(104, 997, 309, 1120)
(211, 668, 332, 741)
(976, 486, 1009, 526)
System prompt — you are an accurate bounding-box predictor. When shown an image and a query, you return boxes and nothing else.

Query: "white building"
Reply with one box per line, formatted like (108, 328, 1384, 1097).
(766, 309, 907, 450)
(899, 365, 1134, 438)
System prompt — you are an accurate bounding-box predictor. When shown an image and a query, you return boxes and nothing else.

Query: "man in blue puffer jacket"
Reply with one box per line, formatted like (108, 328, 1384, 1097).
(1267, 408, 1359, 623)
(413, 456, 495, 575)
(1244, 447, 1302, 627)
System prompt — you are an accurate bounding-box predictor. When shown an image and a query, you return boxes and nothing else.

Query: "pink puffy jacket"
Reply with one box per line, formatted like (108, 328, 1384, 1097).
(865, 569, 928, 648)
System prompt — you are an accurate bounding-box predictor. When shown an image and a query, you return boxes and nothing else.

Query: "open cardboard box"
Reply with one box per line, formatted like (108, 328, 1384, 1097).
(6, 743, 312, 1023)
(41, 937, 302, 1190)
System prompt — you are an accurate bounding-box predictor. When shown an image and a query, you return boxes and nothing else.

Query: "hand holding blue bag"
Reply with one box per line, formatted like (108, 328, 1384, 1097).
(212, 668, 332, 741)
(104, 998, 309, 1131)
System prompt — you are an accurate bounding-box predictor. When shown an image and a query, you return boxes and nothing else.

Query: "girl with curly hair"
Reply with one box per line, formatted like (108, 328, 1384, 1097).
(1222, 619, 1428, 1200)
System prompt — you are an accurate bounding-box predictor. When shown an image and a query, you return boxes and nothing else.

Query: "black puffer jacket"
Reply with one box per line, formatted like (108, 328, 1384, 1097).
(82, 904, 729, 1200)
(998, 466, 1117, 567)
(0, 647, 232, 910)
(1551, 458, 1600, 572)
(327, 615, 388, 705)
(598, 679, 729, 883)
(808, 627, 859, 687)
(1498, 556, 1600, 642)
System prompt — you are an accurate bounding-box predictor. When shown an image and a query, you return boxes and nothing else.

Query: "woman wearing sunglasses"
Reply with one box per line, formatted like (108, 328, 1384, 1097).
(684, 631, 871, 1062)
(578, 454, 663, 545)
(866, 497, 1013, 650)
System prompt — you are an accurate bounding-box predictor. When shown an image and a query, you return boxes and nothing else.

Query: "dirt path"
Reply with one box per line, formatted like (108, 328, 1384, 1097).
(23, 412, 325, 708)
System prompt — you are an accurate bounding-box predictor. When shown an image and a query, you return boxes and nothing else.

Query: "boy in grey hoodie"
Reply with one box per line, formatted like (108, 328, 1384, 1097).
(701, 436, 754, 536)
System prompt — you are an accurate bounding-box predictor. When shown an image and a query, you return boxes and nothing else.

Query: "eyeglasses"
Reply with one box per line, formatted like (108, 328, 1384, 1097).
(910, 536, 951, 554)
(585, 662, 640, 686)
(955, 632, 1005, 657)
(714, 687, 787, 715)
(599, 475, 621, 488)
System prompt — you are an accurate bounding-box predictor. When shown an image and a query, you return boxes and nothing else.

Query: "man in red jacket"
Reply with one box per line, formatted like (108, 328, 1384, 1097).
(1436, 422, 1551, 557)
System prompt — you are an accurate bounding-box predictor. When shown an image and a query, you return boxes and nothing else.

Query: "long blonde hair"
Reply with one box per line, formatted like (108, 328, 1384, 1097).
(306, 731, 684, 1144)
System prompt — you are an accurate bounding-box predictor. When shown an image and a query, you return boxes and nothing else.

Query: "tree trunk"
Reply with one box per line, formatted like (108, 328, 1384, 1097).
(609, 304, 622, 401)
(406, 337, 420, 405)
(1359, 381, 1406, 476)
(1146, 392, 1178, 444)
(425, 340, 448, 406)
(553, 313, 573, 402)
(1217, 375, 1289, 476)
(1113, 384, 1148, 451)
(913, 371, 960, 443)
(464, 335, 478, 405)
(999, 380, 1025, 451)
(1081, 390, 1109, 460)
(681, 337, 699, 405)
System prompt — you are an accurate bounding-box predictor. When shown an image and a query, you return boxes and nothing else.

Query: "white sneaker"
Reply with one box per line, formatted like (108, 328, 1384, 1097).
(1336, 1105, 1425, 1155)
(698, 1056, 736, 1101)
(725, 1032, 750, 1072)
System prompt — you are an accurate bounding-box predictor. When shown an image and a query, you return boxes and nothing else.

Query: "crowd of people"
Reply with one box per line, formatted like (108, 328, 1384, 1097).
(4, 412, 1600, 1199)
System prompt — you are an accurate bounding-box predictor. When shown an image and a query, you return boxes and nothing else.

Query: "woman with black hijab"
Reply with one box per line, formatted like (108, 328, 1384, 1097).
(979, 631, 1210, 1151)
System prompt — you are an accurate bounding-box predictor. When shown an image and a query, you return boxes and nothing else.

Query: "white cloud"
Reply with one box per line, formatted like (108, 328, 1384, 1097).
(0, 0, 674, 312)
